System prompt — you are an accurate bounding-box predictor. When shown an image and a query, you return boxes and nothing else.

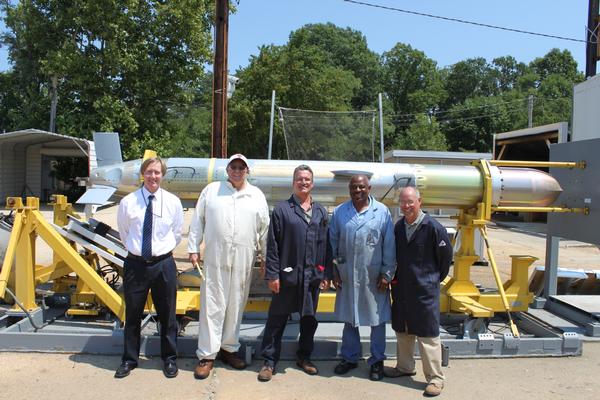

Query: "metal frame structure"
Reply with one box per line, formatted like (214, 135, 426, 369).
(541, 138, 600, 336)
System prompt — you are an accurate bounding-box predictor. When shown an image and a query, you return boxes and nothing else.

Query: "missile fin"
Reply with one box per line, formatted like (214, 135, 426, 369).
(331, 170, 374, 179)
(76, 185, 117, 205)
(93, 132, 122, 167)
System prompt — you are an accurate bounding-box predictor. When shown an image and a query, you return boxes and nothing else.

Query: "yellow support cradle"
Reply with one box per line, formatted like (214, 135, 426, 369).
(441, 159, 586, 336)
(0, 197, 126, 320)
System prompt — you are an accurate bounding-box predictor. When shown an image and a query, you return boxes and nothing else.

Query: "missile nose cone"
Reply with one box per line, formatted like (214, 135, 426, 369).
(497, 168, 562, 207)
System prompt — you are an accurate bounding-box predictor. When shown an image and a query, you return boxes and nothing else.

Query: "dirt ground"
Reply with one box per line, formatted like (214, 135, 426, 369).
(0, 343, 599, 400)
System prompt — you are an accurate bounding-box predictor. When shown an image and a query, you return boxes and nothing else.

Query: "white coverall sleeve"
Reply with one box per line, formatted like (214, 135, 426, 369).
(256, 194, 270, 257)
(187, 188, 208, 253)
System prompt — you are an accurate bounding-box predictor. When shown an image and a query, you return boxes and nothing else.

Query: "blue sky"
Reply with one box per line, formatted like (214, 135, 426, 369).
(0, 0, 590, 73)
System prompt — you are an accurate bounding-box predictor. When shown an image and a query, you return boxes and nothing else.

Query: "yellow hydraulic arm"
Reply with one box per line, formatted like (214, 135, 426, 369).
(0, 197, 125, 320)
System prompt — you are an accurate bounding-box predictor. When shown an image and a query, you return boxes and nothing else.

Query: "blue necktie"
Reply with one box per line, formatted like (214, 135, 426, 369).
(141, 194, 154, 260)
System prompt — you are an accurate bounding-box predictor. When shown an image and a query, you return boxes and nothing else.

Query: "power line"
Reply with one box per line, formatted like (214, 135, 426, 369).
(388, 95, 568, 122)
(389, 98, 528, 120)
(391, 104, 528, 125)
(436, 107, 525, 124)
(342, 0, 588, 44)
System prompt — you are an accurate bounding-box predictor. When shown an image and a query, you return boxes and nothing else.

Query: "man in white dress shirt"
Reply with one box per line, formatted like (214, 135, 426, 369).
(188, 154, 270, 379)
(115, 157, 184, 379)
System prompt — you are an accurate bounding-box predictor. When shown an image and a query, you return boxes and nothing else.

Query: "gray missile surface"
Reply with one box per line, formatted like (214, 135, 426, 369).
(84, 156, 562, 209)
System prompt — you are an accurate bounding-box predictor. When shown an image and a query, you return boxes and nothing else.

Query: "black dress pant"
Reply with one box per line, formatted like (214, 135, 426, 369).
(122, 256, 178, 364)
(260, 313, 318, 367)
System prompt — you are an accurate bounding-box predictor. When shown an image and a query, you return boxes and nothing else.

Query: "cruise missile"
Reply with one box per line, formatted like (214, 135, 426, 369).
(80, 134, 562, 208)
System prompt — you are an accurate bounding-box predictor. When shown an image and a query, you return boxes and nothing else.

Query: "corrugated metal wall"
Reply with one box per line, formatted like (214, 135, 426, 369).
(0, 132, 92, 202)
(0, 143, 11, 200)
(26, 144, 42, 198)
(0, 142, 25, 200)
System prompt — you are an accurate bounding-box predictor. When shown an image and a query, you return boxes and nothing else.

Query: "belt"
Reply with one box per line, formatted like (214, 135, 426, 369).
(126, 251, 173, 265)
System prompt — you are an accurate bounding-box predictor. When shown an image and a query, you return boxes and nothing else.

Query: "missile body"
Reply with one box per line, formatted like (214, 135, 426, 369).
(88, 158, 562, 208)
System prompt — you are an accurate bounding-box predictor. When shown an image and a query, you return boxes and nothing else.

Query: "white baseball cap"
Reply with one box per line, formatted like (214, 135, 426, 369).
(227, 153, 249, 168)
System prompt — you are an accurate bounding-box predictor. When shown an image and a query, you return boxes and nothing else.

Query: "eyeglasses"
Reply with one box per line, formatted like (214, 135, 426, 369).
(228, 165, 247, 171)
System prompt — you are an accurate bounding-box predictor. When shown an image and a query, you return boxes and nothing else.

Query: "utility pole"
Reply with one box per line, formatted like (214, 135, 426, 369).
(378, 93, 384, 163)
(527, 94, 534, 128)
(212, 0, 229, 158)
(49, 76, 58, 133)
(586, 0, 599, 78)
(267, 90, 276, 159)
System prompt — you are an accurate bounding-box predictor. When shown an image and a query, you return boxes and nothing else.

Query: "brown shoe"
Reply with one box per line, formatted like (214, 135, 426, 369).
(193, 359, 214, 380)
(219, 349, 247, 370)
(383, 366, 417, 378)
(296, 359, 318, 375)
(257, 364, 274, 382)
(424, 382, 443, 397)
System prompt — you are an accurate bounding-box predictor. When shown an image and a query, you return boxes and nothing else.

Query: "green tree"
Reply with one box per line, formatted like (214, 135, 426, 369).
(533, 74, 577, 126)
(491, 56, 529, 92)
(530, 48, 581, 83)
(393, 114, 447, 151)
(0, 71, 20, 130)
(381, 43, 445, 147)
(442, 96, 517, 152)
(287, 23, 382, 109)
(442, 58, 498, 107)
(1, 0, 213, 158)
(228, 39, 361, 159)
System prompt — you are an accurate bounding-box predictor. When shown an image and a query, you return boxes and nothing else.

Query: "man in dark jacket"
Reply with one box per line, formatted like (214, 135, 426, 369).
(257, 165, 330, 382)
(386, 186, 452, 397)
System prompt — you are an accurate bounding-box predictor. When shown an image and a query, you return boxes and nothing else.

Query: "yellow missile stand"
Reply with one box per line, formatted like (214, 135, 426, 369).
(440, 159, 587, 336)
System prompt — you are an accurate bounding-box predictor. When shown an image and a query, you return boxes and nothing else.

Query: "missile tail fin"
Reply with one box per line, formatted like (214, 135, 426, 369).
(76, 185, 117, 206)
(93, 132, 123, 167)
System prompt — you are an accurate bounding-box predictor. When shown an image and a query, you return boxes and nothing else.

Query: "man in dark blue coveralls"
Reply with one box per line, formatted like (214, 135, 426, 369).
(386, 186, 452, 397)
(257, 164, 330, 382)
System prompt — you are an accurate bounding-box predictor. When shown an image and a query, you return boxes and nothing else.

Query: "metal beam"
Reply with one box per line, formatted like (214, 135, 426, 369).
(586, 0, 599, 78)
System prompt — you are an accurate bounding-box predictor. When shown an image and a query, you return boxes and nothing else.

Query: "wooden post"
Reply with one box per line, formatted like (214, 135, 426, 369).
(586, 0, 599, 78)
(212, 0, 229, 158)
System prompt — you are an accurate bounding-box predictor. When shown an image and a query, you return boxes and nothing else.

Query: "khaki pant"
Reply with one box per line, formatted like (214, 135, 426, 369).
(394, 331, 445, 386)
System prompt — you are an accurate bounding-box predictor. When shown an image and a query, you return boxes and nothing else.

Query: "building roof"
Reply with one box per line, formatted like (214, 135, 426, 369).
(494, 122, 568, 141)
(0, 129, 90, 155)
(384, 149, 491, 161)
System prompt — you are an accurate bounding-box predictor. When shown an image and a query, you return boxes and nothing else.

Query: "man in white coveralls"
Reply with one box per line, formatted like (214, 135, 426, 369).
(188, 153, 270, 380)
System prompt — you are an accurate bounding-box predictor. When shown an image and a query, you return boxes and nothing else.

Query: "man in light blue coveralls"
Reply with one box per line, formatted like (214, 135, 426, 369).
(329, 174, 396, 381)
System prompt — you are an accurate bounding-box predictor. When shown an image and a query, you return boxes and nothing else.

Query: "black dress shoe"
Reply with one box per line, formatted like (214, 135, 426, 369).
(334, 360, 358, 375)
(114, 362, 136, 378)
(163, 360, 178, 378)
(370, 361, 384, 381)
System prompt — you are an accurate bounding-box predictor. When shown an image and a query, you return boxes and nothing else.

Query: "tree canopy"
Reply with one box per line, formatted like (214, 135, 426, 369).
(0, 13, 585, 159)
(1, 0, 213, 158)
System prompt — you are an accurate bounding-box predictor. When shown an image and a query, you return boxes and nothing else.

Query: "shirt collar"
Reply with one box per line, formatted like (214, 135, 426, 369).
(225, 179, 248, 192)
(141, 186, 161, 202)
(352, 196, 373, 214)
(405, 210, 425, 227)
(292, 194, 312, 207)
